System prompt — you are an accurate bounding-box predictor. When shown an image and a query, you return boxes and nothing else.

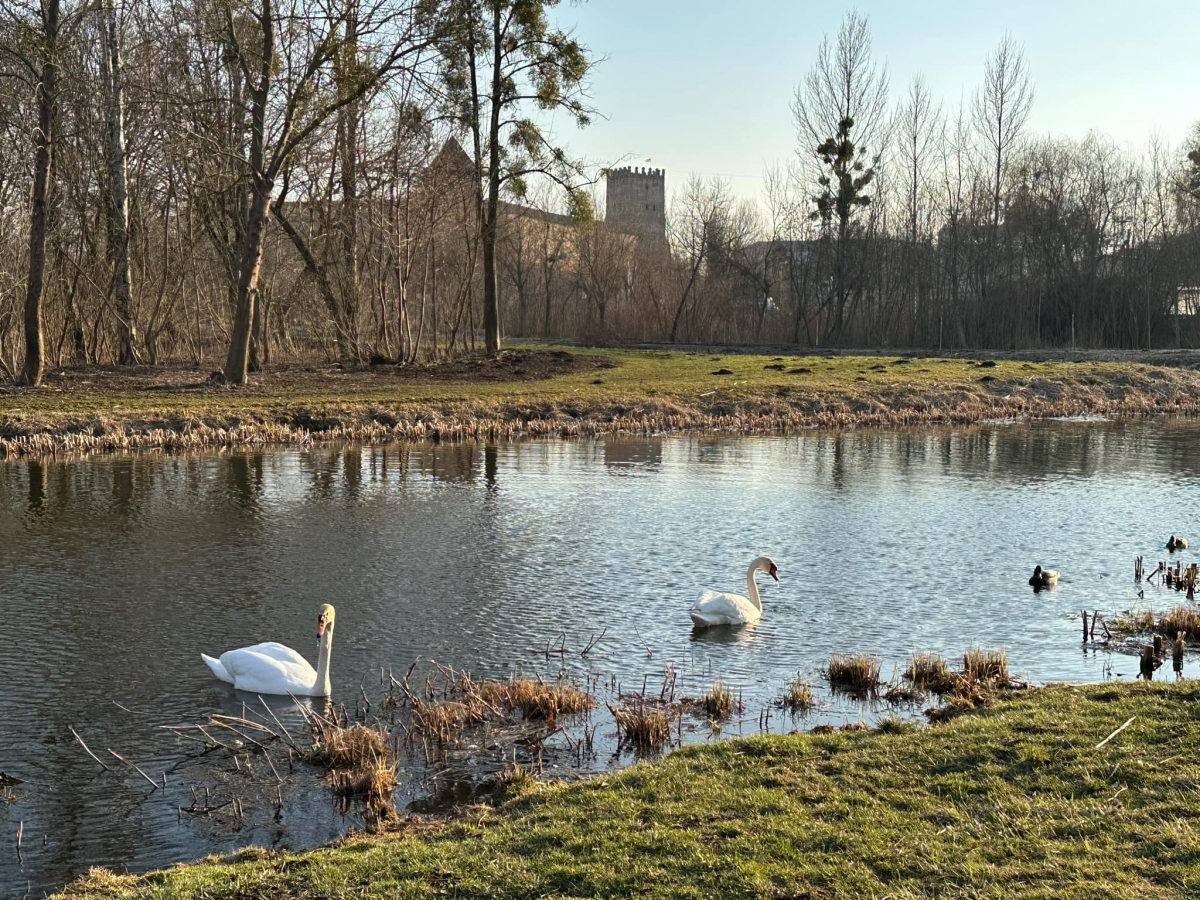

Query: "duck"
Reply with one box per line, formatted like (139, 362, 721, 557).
(1168, 536, 1189, 552)
(201, 604, 336, 697)
(1029, 566, 1058, 588)
(690, 556, 779, 628)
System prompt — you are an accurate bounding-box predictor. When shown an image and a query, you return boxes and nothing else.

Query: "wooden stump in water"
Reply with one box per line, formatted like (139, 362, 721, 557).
(1140, 645, 1156, 681)
(1174, 633, 1185, 676)
(1153, 634, 1164, 658)
(1081, 610, 1089, 643)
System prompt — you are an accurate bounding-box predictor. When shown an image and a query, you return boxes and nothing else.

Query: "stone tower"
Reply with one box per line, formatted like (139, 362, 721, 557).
(605, 166, 666, 241)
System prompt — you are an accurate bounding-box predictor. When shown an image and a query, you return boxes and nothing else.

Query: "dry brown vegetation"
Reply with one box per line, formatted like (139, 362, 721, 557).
(1112, 606, 1200, 642)
(778, 675, 816, 712)
(399, 665, 594, 742)
(305, 722, 397, 815)
(700, 678, 737, 721)
(826, 654, 882, 696)
(903, 653, 958, 695)
(608, 702, 673, 754)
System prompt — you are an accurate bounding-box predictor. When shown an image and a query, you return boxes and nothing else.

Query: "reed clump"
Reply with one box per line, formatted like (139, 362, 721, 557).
(701, 678, 737, 720)
(962, 649, 1009, 684)
(409, 696, 491, 741)
(479, 677, 595, 721)
(826, 654, 882, 696)
(307, 723, 397, 813)
(307, 722, 389, 770)
(1155, 606, 1200, 642)
(779, 675, 815, 712)
(608, 702, 672, 754)
(903, 653, 957, 695)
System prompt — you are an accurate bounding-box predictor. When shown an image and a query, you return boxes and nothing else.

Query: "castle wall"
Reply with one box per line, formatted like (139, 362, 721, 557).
(605, 167, 666, 240)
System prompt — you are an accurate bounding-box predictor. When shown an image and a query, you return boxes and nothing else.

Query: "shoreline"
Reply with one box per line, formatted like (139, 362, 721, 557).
(4, 348, 1200, 458)
(54, 681, 1200, 899)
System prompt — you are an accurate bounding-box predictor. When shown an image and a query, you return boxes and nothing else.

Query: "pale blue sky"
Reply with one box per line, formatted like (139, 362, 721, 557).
(550, 1, 1200, 201)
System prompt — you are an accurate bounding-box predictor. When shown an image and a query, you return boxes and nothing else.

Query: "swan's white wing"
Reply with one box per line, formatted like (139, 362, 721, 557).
(201, 653, 234, 684)
(690, 591, 759, 626)
(218, 646, 318, 696)
(235, 642, 313, 669)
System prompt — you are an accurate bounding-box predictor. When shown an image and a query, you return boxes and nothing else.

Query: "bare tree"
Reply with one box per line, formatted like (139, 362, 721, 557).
(973, 34, 1033, 231)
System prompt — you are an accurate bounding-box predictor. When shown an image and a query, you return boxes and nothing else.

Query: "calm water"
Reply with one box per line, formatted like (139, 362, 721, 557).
(3, 422, 1200, 895)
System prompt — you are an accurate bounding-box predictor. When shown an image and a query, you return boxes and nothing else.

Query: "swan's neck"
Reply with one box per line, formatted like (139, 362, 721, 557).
(315, 628, 333, 696)
(745, 564, 762, 612)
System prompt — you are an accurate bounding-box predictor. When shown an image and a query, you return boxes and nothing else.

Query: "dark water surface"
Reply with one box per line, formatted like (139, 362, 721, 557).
(3, 421, 1200, 895)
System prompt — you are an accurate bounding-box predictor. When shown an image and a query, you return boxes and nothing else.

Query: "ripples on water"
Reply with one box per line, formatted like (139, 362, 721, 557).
(4, 420, 1200, 895)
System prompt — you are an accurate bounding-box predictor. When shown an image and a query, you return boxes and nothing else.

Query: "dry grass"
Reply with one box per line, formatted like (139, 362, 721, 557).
(826, 654, 882, 696)
(700, 678, 737, 720)
(409, 696, 491, 741)
(306, 723, 396, 813)
(962, 649, 1009, 684)
(608, 702, 672, 754)
(1153, 606, 1200, 641)
(307, 723, 389, 770)
(904, 653, 958, 695)
(778, 675, 815, 712)
(479, 677, 595, 721)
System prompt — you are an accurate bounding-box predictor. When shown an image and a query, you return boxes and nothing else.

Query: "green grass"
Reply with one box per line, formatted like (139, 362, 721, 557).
(0, 347, 1182, 416)
(57, 682, 1200, 899)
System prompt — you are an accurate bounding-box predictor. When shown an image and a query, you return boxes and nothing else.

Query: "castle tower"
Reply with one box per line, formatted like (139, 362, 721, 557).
(605, 166, 666, 241)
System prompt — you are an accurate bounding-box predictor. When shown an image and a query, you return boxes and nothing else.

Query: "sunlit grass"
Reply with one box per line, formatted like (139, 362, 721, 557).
(56, 682, 1200, 899)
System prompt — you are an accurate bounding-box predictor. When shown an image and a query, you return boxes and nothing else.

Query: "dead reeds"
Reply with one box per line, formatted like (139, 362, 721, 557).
(608, 702, 672, 754)
(903, 653, 958, 696)
(700, 678, 737, 721)
(398, 664, 594, 742)
(826, 654, 882, 697)
(778, 675, 815, 712)
(479, 677, 595, 721)
(962, 649, 1009, 684)
(305, 720, 397, 814)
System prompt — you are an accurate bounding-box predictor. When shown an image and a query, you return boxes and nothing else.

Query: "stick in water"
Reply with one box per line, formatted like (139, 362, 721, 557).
(1096, 716, 1136, 749)
(69, 726, 110, 772)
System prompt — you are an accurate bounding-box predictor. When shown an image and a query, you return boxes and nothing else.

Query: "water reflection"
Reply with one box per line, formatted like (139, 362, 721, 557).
(5, 420, 1200, 895)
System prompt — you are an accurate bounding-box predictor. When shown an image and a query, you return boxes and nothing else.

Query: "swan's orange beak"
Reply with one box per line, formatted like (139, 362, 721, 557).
(769, 564, 779, 582)
(317, 616, 327, 638)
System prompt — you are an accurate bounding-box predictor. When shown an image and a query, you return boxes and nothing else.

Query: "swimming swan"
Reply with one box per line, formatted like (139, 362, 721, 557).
(690, 556, 779, 627)
(201, 604, 335, 697)
(1029, 566, 1058, 588)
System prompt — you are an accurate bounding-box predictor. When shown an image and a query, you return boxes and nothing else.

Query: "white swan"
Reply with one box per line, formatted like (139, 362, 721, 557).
(690, 556, 779, 627)
(201, 604, 336, 697)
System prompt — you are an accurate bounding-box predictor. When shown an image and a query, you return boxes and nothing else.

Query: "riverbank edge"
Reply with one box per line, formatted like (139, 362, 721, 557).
(5, 354, 1200, 458)
(53, 681, 1200, 899)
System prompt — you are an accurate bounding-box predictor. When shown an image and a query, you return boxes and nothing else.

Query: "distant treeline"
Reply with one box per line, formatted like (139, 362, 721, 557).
(0, 4, 1197, 385)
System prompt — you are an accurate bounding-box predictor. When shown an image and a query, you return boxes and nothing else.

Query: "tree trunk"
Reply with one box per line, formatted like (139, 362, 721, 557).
(481, 8, 503, 356)
(101, 0, 137, 366)
(20, 0, 59, 387)
(224, 182, 271, 383)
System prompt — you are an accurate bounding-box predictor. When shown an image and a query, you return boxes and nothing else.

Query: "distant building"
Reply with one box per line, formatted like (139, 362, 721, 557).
(604, 166, 666, 243)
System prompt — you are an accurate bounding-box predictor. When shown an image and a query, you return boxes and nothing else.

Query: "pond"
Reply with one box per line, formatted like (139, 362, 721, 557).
(3, 420, 1199, 896)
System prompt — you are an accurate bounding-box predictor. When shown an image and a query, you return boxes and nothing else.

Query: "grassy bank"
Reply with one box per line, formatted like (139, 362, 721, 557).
(4, 347, 1200, 457)
(58, 682, 1200, 899)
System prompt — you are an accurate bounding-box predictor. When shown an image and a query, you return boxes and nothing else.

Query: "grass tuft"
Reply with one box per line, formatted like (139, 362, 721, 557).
(700, 678, 737, 720)
(962, 649, 1009, 684)
(826, 653, 882, 696)
(608, 702, 672, 754)
(904, 653, 957, 695)
(778, 674, 815, 712)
